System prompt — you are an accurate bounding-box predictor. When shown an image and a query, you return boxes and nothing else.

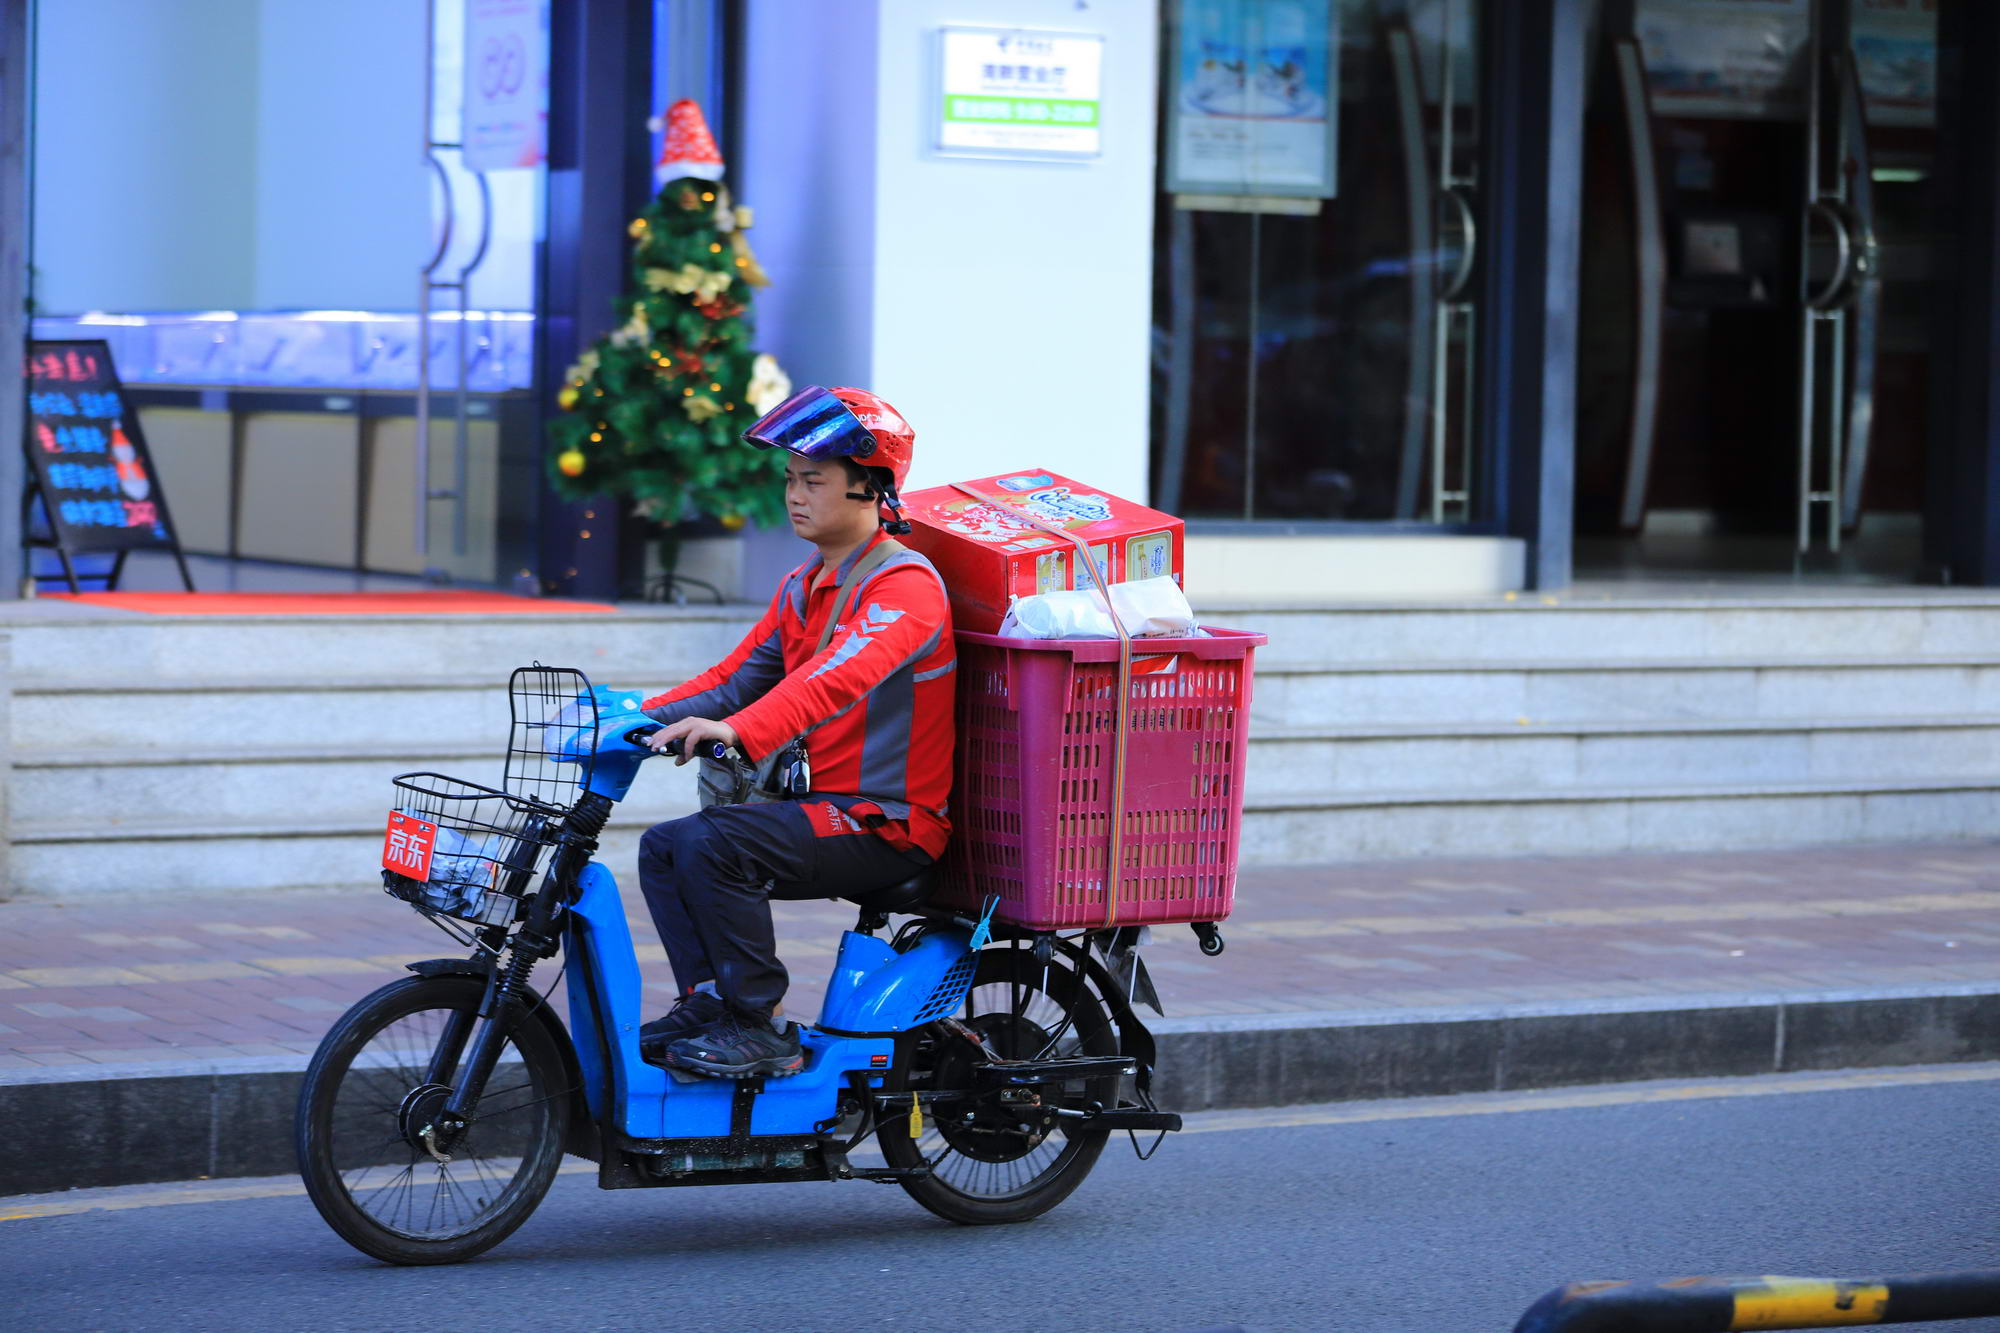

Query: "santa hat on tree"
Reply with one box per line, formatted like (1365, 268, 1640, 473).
(654, 99, 726, 185)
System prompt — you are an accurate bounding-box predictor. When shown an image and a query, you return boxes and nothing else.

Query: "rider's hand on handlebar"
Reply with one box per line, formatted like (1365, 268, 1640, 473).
(647, 716, 740, 765)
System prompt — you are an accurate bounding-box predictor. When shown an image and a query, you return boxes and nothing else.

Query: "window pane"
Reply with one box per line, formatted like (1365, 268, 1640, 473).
(1153, 0, 1482, 524)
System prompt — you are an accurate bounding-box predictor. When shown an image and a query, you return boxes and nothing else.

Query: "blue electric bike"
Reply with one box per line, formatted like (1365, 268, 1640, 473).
(295, 666, 1181, 1265)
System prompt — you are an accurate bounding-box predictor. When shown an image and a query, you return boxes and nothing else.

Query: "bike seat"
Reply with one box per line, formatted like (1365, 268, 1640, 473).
(843, 863, 937, 916)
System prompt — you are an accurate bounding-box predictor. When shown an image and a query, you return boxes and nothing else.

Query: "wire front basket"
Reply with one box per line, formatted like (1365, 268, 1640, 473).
(382, 772, 565, 933)
(505, 665, 599, 809)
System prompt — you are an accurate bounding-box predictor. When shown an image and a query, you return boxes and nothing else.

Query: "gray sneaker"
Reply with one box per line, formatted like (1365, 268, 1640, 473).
(663, 1011, 804, 1079)
(638, 990, 725, 1057)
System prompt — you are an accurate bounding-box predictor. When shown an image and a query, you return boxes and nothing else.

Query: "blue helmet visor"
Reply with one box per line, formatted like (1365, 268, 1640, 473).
(741, 385, 877, 461)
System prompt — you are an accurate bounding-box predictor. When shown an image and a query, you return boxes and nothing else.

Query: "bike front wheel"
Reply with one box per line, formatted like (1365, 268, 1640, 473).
(295, 974, 571, 1265)
(878, 945, 1120, 1225)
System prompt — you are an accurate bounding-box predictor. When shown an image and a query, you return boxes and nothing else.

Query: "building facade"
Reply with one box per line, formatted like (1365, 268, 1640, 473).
(18, 0, 2000, 602)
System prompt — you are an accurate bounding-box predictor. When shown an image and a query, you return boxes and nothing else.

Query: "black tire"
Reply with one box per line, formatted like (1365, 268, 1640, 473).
(295, 974, 570, 1265)
(878, 945, 1119, 1225)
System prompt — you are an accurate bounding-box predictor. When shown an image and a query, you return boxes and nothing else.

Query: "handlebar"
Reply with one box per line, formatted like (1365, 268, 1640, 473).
(621, 724, 735, 762)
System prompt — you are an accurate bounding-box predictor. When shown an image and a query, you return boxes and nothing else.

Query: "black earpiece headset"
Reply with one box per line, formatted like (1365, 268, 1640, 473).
(844, 463, 912, 534)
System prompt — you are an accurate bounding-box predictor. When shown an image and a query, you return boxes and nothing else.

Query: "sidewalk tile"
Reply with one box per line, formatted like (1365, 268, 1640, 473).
(6, 839, 2000, 1068)
(8, 967, 152, 987)
(129, 962, 267, 983)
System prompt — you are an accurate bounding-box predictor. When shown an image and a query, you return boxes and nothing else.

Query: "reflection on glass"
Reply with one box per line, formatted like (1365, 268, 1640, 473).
(1152, 0, 1481, 523)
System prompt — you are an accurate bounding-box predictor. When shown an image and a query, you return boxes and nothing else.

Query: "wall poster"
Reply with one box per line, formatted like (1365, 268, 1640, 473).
(1852, 0, 1937, 128)
(1167, 0, 1339, 198)
(1635, 0, 1812, 121)
(463, 0, 548, 171)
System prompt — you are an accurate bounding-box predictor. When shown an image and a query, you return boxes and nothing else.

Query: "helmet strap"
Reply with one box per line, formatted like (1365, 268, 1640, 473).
(878, 482, 912, 535)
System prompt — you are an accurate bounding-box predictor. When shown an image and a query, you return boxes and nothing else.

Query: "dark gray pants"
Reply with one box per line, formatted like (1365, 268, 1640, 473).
(636, 800, 927, 1019)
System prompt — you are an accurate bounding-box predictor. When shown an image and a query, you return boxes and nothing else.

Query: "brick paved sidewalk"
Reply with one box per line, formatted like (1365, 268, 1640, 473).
(6, 840, 2000, 1074)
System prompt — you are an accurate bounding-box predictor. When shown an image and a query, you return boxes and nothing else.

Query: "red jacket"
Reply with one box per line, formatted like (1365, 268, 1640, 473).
(642, 531, 956, 858)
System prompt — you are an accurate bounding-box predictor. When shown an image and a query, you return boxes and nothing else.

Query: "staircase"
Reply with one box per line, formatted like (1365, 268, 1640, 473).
(9, 591, 2000, 898)
(1221, 594, 2000, 862)
(8, 607, 749, 898)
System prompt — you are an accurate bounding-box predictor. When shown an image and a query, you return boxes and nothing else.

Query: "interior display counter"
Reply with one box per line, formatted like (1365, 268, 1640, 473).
(31, 315, 542, 586)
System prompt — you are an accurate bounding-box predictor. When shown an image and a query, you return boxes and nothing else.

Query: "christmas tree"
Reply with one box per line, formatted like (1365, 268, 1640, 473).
(548, 100, 792, 545)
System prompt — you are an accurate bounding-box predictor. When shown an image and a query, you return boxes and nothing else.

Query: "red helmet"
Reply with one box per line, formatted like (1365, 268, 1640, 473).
(828, 386, 915, 491)
(743, 384, 917, 531)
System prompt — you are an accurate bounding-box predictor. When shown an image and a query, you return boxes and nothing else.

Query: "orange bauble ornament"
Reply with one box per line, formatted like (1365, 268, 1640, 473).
(557, 448, 587, 478)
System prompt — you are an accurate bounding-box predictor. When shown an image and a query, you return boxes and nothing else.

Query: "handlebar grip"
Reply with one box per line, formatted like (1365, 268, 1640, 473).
(623, 724, 730, 761)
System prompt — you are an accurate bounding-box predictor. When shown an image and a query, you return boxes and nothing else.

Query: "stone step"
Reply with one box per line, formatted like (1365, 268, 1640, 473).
(14, 776, 1997, 898)
(19, 714, 1997, 827)
(1207, 597, 2000, 667)
(16, 678, 516, 752)
(15, 594, 2000, 686)
(14, 744, 505, 828)
(12, 674, 629, 753)
(1245, 777, 2000, 863)
(25, 652, 2000, 754)
(1251, 656, 2000, 728)
(1244, 716, 2000, 797)
(6, 607, 759, 684)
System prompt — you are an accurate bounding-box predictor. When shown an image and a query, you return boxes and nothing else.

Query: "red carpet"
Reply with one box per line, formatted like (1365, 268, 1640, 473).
(46, 591, 619, 616)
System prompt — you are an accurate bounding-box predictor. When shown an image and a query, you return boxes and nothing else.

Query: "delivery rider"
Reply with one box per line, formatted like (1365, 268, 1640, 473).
(633, 386, 955, 1078)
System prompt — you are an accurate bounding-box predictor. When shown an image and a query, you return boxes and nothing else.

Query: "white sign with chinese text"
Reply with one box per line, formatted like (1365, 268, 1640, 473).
(463, 0, 547, 171)
(382, 811, 438, 881)
(936, 27, 1105, 160)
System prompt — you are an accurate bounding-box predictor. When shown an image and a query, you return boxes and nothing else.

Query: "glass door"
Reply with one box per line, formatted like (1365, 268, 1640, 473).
(1153, 0, 1483, 525)
(1575, 0, 1941, 578)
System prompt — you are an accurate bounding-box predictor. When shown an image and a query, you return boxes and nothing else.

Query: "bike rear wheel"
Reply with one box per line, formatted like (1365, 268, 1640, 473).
(878, 946, 1120, 1225)
(295, 974, 571, 1265)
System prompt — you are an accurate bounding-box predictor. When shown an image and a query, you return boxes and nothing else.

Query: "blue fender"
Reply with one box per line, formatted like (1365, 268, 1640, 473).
(817, 927, 977, 1034)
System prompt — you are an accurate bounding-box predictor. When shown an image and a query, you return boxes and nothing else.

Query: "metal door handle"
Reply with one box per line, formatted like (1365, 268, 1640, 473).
(1806, 198, 1873, 311)
(1438, 185, 1478, 304)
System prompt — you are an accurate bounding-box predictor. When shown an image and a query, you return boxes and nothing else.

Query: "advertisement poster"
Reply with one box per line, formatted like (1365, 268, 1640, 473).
(1168, 0, 1339, 197)
(1635, 0, 1812, 121)
(463, 0, 547, 171)
(1853, 0, 1937, 128)
(936, 28, 1105, 160)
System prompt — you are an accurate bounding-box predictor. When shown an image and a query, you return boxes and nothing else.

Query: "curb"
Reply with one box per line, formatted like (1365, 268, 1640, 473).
(8, 982, 2000, 1197)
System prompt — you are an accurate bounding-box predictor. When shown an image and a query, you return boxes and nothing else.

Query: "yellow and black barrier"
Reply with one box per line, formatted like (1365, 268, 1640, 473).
(1512, 1272, 2000, 1331)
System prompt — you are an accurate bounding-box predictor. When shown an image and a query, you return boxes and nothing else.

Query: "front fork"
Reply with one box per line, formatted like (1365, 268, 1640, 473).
(427, 810, 600, 1152)
(438, 945, 545, 1132)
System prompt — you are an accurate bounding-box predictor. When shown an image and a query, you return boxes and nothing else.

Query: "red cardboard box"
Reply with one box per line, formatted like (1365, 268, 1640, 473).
(901, 470, 1185, 633)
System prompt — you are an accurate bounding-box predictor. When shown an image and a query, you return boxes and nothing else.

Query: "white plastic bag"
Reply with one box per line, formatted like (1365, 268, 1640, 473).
(999, 576, 1200, 640)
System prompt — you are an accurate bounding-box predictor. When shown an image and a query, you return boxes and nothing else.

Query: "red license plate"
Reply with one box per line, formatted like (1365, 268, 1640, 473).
(382, 811, 438, 880)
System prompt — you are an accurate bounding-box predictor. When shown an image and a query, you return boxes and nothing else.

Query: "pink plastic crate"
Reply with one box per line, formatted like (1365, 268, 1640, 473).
(937, 626, 1266, 931)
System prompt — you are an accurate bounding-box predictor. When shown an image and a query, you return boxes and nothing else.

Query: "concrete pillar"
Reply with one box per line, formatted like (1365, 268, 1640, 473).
(740, 0, 1159, 499)
(0, 0, 24, 601)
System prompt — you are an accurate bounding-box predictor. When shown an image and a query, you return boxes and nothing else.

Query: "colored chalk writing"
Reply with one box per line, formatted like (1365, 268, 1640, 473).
(25, 338, 192, 590)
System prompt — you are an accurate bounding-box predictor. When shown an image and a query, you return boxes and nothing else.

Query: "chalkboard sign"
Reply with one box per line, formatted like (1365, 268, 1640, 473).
(25, 339, 192, 591)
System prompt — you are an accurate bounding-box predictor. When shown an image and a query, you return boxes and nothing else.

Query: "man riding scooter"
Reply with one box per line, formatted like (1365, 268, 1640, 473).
(633, 386, 955, 1079)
